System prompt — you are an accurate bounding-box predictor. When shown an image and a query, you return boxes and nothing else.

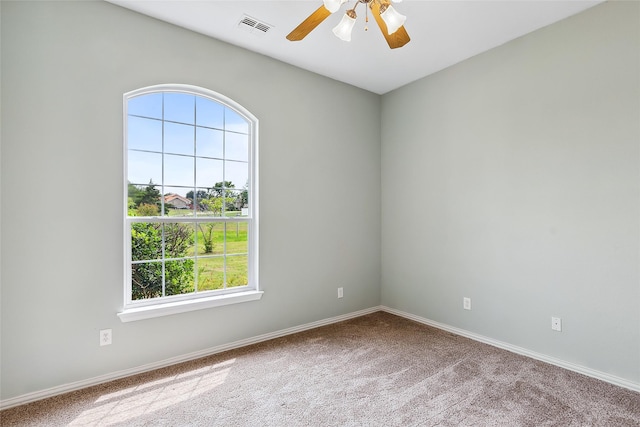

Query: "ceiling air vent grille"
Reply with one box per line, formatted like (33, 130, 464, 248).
(238, 15, 273, 35)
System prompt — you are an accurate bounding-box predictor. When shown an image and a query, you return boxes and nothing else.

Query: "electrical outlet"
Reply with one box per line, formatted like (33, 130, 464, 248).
(551, 317, 562, 332)
(100, 329, 112, 346)
(463, 297, 471, 310)
(338, 287, 343, 299)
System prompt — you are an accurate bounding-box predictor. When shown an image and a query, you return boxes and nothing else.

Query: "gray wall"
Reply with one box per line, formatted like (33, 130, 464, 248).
(381, 1, 639, 383)
(0, 1, 381, 400)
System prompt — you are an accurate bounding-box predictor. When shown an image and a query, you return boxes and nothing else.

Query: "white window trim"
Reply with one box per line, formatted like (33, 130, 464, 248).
(120, 84, 260, 322)
(118, 290, 263, 322)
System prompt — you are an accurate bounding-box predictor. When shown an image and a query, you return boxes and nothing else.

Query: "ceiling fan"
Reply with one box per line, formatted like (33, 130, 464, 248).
(286, 0, 410, 49)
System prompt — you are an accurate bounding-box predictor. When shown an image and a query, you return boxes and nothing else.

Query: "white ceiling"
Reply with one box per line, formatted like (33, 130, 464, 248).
(107, 0, 603, 94)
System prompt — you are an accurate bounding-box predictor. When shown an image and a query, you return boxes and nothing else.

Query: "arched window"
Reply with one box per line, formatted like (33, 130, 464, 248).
(120, 84, 260, 321)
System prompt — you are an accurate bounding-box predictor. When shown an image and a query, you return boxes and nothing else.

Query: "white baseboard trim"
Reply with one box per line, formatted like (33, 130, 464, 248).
(4, 305, 636, 410)
(380, 305, 640, 393)
(0, 306, 382, 411)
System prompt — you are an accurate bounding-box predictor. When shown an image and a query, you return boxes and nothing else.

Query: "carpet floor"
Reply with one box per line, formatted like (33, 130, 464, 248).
(1, 312, 639, 426)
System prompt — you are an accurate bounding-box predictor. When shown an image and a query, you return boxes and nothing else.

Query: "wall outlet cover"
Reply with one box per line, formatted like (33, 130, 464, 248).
(100, 329, 112, 346)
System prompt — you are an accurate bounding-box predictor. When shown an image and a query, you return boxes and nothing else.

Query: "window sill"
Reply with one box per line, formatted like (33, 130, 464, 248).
(118, 290, 264, 323)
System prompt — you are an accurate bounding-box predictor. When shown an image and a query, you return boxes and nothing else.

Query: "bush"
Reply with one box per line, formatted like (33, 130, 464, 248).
(131, 222, 194, 300)
(136, 203, 160, 216)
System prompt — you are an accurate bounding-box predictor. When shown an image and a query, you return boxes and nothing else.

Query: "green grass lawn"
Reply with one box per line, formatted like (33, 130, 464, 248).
(196, 255, 248, 291)
(191, 221, 248, 290)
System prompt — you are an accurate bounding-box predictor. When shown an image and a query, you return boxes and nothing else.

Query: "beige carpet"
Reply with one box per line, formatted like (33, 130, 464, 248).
(1, 312, 639, 426)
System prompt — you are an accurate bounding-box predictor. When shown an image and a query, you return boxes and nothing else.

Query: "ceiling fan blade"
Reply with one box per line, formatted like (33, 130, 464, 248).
(286, 5, 333, 41)
(370, 2, 410, 49)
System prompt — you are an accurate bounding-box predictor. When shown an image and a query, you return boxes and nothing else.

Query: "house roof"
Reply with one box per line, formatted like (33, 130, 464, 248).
(164, 194, 191, 203)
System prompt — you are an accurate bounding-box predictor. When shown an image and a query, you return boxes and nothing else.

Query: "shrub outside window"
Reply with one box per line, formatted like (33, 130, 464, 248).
(123, 84, 258, 312)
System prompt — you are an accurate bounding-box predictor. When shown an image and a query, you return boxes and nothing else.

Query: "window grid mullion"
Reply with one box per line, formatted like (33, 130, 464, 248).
(222, 107, 227, 289)
(161, 223, 166, 297)
(161, 94, 167, 297)
(222, 107, 226, 218)
(223, 223, 227, 290)
(192, 97, 199, 293)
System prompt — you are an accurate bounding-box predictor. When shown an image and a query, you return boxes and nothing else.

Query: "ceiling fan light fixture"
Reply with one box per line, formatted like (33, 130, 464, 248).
(286, 0, 410, 49)
(332, 10, 357, 41)
(323, 0, 347, 14)
(379, 4, 406, 35)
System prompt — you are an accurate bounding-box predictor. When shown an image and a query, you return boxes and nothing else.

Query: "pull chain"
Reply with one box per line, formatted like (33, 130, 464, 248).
(365, 4, 369, 31)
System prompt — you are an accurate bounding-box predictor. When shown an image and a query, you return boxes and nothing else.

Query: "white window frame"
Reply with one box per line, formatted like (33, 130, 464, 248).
(119, 84, 261, 322)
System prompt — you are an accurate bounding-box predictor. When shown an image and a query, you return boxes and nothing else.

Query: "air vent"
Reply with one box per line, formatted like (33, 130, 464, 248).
(238, 15, 273, 35)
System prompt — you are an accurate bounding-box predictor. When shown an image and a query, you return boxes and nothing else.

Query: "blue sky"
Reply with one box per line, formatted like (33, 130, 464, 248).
(127, 92, 249, 199)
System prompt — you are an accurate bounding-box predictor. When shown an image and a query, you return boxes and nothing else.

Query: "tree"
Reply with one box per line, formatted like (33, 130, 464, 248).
(237, 180, 249, 211)
(211, 181, 243, 212)
(240, 189, 248, 208)
(186, 189, 208, 202)
(200, 196, 225, 216)
(198, 223, 216, 254)
(139, 181, 162, 208)
(128, 180, 164, 214)
(128, 182, 143, 204)
(209, 181, 235, 198)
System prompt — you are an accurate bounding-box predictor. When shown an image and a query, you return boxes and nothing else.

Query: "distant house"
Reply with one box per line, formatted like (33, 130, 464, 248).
(164, 194, 191, 209)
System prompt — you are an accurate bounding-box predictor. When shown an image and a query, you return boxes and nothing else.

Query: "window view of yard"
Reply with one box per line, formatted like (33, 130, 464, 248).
(126, 88, 253, 303)
(129, 183, 250, 301)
